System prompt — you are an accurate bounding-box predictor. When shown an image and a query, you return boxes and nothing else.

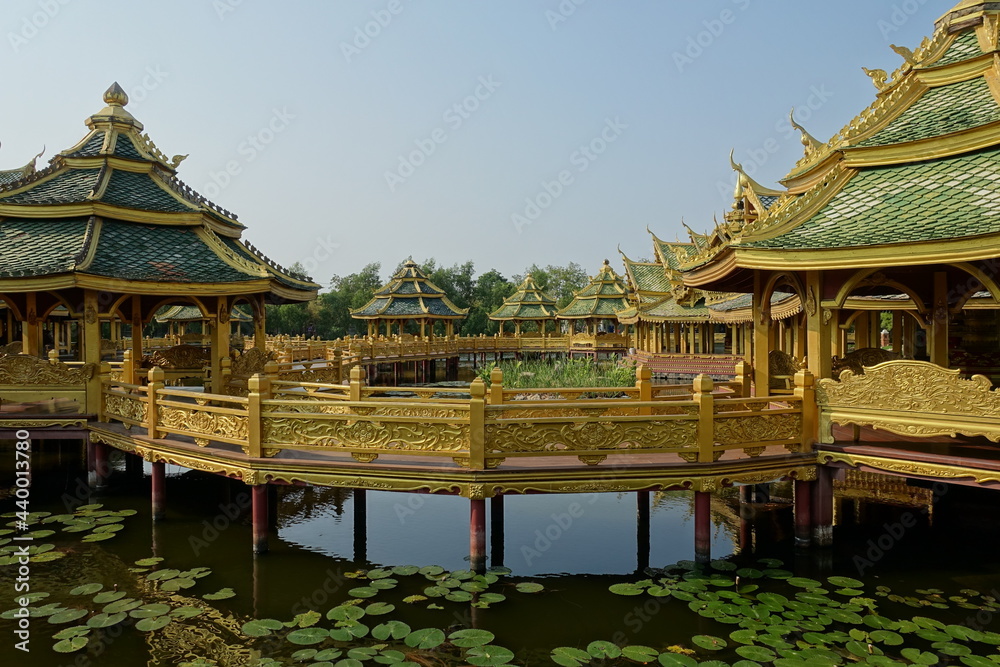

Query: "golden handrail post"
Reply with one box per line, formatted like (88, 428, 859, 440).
(247, 372, 271, 459)
(350, 365, 365, 402)
(794, 368, 817, 452)
(470, 378, 487, 471)
(122, 349, 135, 385)
(694, 374, 715, 463)
(97, 362, 112, 423)
(333, 348, 343, 384)
(147, 366, 165, 439)
(636, 364, 652, 416)
(489, 367, 504, 406)
(734, 359, 751, 398)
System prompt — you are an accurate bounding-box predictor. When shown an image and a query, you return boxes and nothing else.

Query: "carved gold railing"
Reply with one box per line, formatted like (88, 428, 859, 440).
(97, 364, 815, 473)
(0, 354, 96, 415)
(817, 360, 1000, 443)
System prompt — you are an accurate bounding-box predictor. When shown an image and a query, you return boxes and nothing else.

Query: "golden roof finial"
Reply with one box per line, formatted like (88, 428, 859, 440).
(103, 82, 129, 107)
(890, 44, 917, 66)
(789, 110, 823, 156)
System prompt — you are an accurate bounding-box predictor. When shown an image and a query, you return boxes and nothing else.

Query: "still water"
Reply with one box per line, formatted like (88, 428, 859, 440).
(2, 441, 1000, 666)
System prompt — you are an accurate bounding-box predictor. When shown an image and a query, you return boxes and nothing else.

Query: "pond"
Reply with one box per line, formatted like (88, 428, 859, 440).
(2, 441, 1000, 666)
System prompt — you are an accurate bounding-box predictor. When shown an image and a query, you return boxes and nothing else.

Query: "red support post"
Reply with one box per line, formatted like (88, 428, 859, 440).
(93, 442, 109, 489)
(252, 484, 269, 555)
(151, 461, 166, 522)
(812, 467, 834, 547)
(694, 491, 711, 564)
(470, 498, 487, 573)
(795, 480, 813, 548)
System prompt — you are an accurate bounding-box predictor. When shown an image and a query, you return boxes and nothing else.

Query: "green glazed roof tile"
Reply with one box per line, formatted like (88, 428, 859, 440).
(857, 77, 1000, 148)
(746, 147, 1000, 250)
(155, 305, 252, 322)
(100, 170, 194, 212)
(112, 134, 144, 160)
(0, 217, 91, 277)
(67, 132, 106, 158)
(352, 260, 468, 319)
(0, 169, 101, 205)
(933, 30, 982, 67)
(86, 220, 257, 283)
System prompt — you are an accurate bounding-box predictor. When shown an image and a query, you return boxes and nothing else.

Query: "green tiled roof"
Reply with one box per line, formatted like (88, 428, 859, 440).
(653, 238, 696, 270)
(642, 297, 710, 320)
(100, 170, 194, 212)
(626, 260, 674, 294)
(490, 275, 557, 320)
(112, 134, 144, 160)
(0, 169, 100, 205)
(557, 261, 630, 319)
(745, 147, 1000, 250)
(857, 77, 1000, 148)
(352, 260, 468, 319)
(933, 30, 982, 67)
(759, 195, 779, 210)
(68, 132, 106, 158)
(219, 236, 312, 289)
(0, 169, 28, 187)
(156, 304, 253, 322)
(86, 220, 258, 283)
(0, 217, 91, 277)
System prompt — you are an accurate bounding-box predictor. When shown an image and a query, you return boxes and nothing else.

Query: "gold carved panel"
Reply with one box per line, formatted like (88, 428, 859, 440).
(485, 419, 698, 454)
(263, 416, 468, 452)
(0, 355, 95, 385)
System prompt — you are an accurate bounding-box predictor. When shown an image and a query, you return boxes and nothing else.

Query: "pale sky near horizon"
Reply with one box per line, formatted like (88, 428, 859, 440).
(1, 0, 941, 288)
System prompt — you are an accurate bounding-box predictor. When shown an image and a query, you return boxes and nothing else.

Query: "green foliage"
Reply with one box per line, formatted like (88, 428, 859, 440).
(477, 358, 635, 389)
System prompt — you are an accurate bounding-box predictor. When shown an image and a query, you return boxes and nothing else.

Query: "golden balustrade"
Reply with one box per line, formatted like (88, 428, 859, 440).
(92, 364, 814, 473)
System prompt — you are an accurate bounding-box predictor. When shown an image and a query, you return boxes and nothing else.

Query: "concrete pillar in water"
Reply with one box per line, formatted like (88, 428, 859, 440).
(151, 461, 166, 522)
(354, 489, 368, 563)
(470, 498, 487, 573)
(813, 467, 834, 547)
(490, 495, 505, 567)
(794, 480, 813, 548)
(637, 491, 651, 573)
(694, 491, 711, 564)
(252, 484, 269, 555)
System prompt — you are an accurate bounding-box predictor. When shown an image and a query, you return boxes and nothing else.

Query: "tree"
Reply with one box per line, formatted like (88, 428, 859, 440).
(515, 262, 589, 308)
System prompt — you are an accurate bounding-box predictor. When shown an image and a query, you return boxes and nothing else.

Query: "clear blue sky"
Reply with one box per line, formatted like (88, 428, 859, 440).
(1, 0, 942, 287)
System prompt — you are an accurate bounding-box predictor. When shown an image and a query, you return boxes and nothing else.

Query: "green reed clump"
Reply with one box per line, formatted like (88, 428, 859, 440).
(476, 357, 635, 389)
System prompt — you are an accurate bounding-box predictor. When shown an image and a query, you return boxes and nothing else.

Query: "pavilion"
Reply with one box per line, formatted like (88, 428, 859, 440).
(488, 274, 558, 336)
(0, 83, 318, 408)
(351, 260, 468, 339)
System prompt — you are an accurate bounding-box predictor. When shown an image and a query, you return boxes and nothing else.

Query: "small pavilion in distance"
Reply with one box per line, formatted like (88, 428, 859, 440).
(557, 259, 631, 357)
(488, 274, 557, 336)
(351, 260, 468, 339)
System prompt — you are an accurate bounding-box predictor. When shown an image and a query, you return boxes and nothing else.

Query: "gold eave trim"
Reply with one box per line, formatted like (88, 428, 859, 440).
(819, 450, 1000, 485)
(0, 274, 278, 295)
(680, 249, 740, 288)
(75, 217, 102, 271)
(730, 235, 1000, 270)
(740, 168, 859, 244)
(781, 151, 844, 193)
(0, 203, 204, 225)
(843, 119, 1000, 167)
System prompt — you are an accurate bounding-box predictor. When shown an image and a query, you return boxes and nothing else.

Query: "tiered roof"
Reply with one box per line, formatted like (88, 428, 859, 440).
(0, 83, 317, 301)
(680, 1, 1000, 287)
(489, 275, 557, 321)
(155, 305, 253, 323)
(351, 260, 469, 321)
(557, 260, 630, 319)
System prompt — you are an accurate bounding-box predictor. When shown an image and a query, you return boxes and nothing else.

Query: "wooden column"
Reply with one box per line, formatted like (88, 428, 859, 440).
(254, 296, 267, 350)
(812, 466, 834, 547)
(252, 484, 268, 555)
(694, 491, 711, 564)
(794, 480, 813, 548)
(753, 273, 772, 397)
(854, 312, 870, 349)
(151, 461, 166, 522)
(82, 290, 102, 414)
(22, 292, 40, 357)
(470, 498, 487, 573)
(805, 272, 832, 380)
(930, 271, 949, 366)
(210, 297, 231, 394)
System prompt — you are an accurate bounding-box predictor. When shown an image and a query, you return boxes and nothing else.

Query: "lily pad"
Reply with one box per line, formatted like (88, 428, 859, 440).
(828, 576, 863, 588)
(348, 586, 378, 599)
(551, 646, 593, 667)
(327, 605, 366, 622)
(203, 588, 236, 600)
(736, 646, 776, 662)
(467, 645, 515, 667)
(286, 627, 330, 645)
(516, 582, 544, 594)
(242, 619, 283, 637)
(373, 621, 411, 641)
(87, 612, 126, 628)
(621, 646, 659, 663)
(657, 655, 698, 667)
(405, 627, 446, 649)
(53, 636, 89, 653)
(48, 608, 88, 625)
(451, 629, 496, 648)
(692, 635, 727, 651)
(392, 565, 419, 576)
(134, 557, 164, 567)
(610, 583, 645, 596)
(135, 616, 172, 632)
(365, 602, 395, 616)
(130, 604, 171, 619)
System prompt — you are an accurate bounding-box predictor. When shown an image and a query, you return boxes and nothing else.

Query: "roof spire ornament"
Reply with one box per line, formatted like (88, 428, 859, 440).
(890, 44, 917, 66)
(789, 110, 822, 157)
(862, 67, 890, 92)
(103, 82, 129, 107)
